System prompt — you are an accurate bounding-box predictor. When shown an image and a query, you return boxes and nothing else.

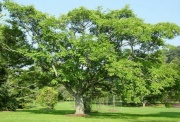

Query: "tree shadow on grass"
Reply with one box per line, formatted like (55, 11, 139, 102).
(18, 109, 180, 120)
(18, 109, 75, 115)
(87, 112, 180, 119)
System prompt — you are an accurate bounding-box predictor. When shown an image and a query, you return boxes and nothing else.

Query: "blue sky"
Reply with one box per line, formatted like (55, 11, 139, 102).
(10, 0, 180, 46)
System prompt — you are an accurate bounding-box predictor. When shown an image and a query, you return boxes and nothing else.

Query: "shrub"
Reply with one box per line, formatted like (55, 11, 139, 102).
(36, 87, 58, 109)
(165, 103, 172, 108)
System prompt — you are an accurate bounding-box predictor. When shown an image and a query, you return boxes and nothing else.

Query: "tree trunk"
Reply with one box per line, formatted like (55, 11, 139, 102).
(142, 100, 147, 107)
(113, 95, 116, 107)
(143, 102, 146, 107)
(75, 95, 85, 115)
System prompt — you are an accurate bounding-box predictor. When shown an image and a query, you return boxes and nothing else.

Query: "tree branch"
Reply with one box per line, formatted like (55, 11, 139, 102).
(52, 64, 58, 77)
(63, 83, 76, 97)
(1, 43, 22, 54)
(10, 83, 37, 89)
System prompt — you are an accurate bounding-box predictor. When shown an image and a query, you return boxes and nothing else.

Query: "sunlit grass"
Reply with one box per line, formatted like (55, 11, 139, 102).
(0, 102, 180, 122)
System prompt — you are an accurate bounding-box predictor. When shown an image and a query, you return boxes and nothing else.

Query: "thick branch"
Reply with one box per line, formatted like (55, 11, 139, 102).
(80, 75, 113, 95)
(63, 83, 76, 97)
(52, 64, 58, 77)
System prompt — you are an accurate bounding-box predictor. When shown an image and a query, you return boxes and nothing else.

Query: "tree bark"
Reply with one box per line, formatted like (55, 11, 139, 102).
(75, 95, 85, 115)
(143, 102, 146, 107)
(142, 100, 147, 107)
(113, 95, 116, 107)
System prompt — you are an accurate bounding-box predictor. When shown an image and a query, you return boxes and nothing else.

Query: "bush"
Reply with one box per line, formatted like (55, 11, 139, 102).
(165, 103, 172, 108)
(0, 100, 17, 111)
(0, 84, 18, 111)
(36, 87, 58, 109)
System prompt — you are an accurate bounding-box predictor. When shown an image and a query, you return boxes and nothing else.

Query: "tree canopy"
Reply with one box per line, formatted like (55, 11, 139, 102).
(1, 1, 180, 114)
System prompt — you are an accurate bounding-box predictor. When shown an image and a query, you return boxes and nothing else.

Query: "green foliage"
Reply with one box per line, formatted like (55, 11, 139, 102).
(0, 63, 7, 85)
(0, 7, 36, 110)
(0, 82, 18, 111)
(165, 46, 180, 63)
(36, 87, 58, 109)
(165, 103, 172, 108)
(158, 46, 180, 103)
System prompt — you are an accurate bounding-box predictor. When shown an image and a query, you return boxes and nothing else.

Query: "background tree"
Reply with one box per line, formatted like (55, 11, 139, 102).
(0, 4, 36, 110)
(97, 6, 180, 106)
(0, 16, 20, 111)
(159, 46, 180, 106)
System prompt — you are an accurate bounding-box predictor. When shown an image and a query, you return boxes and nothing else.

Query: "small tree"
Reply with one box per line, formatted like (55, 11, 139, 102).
(36, 87, 58, 109)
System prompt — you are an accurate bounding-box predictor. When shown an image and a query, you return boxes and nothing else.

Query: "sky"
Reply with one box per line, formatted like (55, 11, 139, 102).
(6, 0, 180, 46)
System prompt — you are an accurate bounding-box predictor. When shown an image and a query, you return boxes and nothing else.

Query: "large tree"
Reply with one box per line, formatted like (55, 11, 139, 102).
(3, 1, 180, 114)
(3, 1, 115, 114)
(93, 6, 180, 106)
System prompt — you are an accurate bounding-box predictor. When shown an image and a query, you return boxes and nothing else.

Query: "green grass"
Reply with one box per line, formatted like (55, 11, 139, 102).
(0, 102, 180, 122)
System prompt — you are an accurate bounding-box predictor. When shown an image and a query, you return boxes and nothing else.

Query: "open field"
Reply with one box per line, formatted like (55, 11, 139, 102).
(0, 102, 180, 122)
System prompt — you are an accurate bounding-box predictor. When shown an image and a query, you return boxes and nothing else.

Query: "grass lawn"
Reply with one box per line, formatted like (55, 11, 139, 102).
(0, 102, 180, 122)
